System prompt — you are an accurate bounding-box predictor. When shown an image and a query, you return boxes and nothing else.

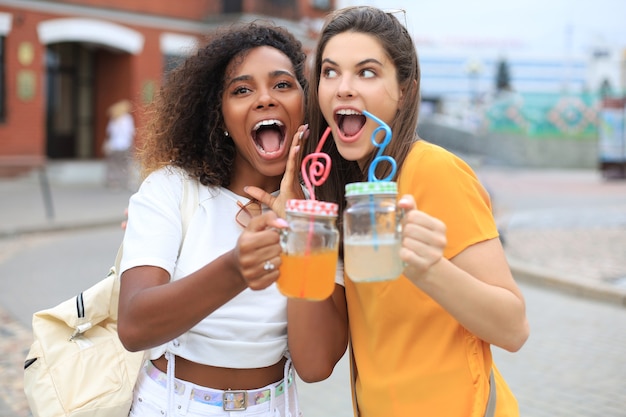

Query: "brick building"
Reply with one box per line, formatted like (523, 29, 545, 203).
(0, 0, 332, 174)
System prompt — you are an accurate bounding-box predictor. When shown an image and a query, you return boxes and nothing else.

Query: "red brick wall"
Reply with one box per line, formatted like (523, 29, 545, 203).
(0, 8, 47, 155)
(53, 0, 219, 20)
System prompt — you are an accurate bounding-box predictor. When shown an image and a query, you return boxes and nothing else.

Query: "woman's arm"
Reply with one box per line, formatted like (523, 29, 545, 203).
(399, 195, 529, 352)
(118, 213, 287, 352)
(286, 285, 349, 382)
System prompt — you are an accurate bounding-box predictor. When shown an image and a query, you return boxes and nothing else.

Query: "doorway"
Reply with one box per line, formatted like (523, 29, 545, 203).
(45, 43, 94, 159)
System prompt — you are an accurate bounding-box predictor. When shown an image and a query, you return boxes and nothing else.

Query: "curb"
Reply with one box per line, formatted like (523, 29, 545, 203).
(508, 256, 626, 308)
(0, 218, 124, 239)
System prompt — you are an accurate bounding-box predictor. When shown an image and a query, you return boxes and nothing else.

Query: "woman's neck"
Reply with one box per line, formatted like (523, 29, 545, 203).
(228, 173, 281, 198)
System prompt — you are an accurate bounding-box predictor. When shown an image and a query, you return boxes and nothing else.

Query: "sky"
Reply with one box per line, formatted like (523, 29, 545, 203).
(336, 0, 626, 57)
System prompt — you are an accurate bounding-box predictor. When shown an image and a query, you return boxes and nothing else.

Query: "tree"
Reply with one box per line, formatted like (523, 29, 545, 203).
(495, 58, 512, 93)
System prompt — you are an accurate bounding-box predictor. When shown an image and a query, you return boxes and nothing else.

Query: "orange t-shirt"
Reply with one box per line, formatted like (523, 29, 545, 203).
(345, 141, 519, 417)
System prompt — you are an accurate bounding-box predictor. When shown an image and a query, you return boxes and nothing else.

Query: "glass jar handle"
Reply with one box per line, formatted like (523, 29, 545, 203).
(278, 226, 290, 253)
(396, 206, 405, 236)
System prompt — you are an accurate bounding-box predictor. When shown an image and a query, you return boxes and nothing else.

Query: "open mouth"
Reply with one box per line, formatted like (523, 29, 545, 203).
(252, 119, 286, 154)
(335, 109, 366, 139)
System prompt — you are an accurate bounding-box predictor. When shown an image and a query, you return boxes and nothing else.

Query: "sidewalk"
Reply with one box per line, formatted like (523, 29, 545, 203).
(0, 162, 134, 238)
(1, 161, 626, 417)
(2, 162, 626, 304)
(478, 164, 626, 306)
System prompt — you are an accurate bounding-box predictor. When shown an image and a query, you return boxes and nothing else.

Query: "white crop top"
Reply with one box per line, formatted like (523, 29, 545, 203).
(120, 166, 343, 369)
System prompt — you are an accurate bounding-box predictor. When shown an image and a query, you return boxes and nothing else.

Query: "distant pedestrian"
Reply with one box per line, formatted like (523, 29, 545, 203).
(103, 99, 135, 189)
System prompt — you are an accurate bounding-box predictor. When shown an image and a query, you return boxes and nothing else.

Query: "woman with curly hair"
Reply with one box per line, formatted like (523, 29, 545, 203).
(118, 21, 348, 417)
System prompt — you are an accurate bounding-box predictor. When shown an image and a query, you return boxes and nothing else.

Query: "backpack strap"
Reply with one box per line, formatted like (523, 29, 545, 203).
(114, 174, 199, 272)
(180, 175, 199, 241)
(484, 369, 497, 417)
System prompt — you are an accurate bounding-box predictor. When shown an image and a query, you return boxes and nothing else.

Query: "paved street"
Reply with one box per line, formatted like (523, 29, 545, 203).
(1, 162, 626, 416)
(493, 282, 626, 416)
(2, 227, 625, 416)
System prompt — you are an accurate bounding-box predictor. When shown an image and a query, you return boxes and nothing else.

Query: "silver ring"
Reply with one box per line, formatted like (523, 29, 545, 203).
(263, 260, 275, 271)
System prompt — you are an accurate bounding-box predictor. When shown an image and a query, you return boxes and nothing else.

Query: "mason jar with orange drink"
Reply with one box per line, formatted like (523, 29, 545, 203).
(277, 199, 339, 300)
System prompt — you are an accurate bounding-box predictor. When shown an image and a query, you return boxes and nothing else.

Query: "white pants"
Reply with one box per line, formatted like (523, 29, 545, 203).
(129, 361, 301, 417)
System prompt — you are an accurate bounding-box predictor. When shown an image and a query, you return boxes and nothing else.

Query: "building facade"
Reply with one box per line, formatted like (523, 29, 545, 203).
(0, 0, 331, 172)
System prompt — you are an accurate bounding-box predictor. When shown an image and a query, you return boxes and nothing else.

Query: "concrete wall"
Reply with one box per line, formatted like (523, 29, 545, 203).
(417, 118, 599, 169)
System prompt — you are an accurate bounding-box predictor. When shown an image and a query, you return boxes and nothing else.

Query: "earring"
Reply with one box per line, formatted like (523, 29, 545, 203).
(224, 131, 229, 137)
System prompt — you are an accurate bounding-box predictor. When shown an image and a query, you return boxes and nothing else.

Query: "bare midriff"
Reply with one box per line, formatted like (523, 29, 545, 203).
(152, 355, 287, 390)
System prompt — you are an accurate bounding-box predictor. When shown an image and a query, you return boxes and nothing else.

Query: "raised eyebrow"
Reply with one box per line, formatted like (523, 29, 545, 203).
(225, 74, 251, 89)
(356, 58, 384, 68)
(321, 57, 383, 68)
(225, 70, 295, 88)
(271, 69, 296, 78)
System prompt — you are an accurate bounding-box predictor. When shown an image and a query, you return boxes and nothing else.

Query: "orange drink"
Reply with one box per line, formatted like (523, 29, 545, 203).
(279, 199, 339, 300)
(278, 249, 337, 300)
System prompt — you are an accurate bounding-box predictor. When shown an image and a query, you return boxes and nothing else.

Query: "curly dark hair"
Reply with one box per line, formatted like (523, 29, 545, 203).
(137, 21, 308, 186)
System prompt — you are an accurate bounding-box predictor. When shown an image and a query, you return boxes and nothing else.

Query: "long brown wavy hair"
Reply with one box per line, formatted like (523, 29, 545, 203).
(302, 6, 421, 246)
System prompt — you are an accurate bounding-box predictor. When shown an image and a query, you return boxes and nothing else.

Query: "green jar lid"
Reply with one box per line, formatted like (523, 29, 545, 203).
(345, 181, 397, 196)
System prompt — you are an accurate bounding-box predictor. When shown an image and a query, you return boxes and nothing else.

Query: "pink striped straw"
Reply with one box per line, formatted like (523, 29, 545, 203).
(301, 127, 332, 201)
(299, 126, 333, 256)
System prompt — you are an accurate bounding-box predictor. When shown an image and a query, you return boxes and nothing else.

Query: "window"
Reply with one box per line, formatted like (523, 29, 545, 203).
(163, 54, 185, 80)
(0, 36, 5, 122)
(310, 0, 330, 10)
(223, 0, 243, 13)
(160, 33, 198, 81)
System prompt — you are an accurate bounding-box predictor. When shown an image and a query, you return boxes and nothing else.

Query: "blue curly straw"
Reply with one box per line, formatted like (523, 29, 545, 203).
(362, 110, 397, 252)
(363, 110, 397, 182)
